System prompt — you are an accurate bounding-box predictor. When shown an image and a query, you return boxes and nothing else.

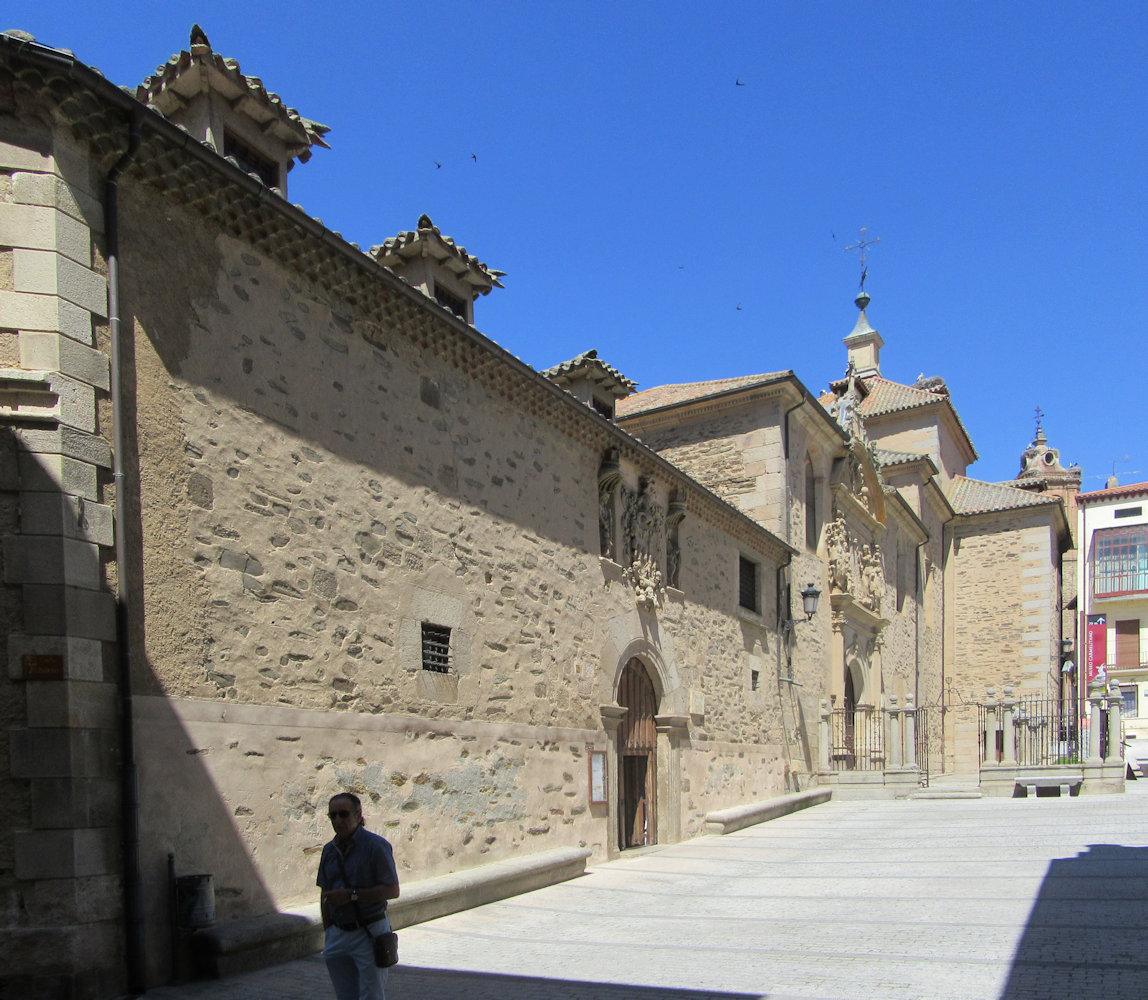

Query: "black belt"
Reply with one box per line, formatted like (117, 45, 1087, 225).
(335, 917, 384, 931)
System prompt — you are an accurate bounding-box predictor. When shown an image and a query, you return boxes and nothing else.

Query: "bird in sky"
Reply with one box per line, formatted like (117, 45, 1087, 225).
(434, 161, 442, 169)
(735, 78, 745, 86)
(471, 153, 477, 162)
(736, 303, 742, 311)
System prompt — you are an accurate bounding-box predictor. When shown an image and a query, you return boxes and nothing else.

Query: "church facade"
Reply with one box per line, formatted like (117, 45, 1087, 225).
(0, 29, 1079, 999)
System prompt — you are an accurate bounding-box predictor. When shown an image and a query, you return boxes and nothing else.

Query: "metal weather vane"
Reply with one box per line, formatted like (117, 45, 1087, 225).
(844, 227, 881, 292)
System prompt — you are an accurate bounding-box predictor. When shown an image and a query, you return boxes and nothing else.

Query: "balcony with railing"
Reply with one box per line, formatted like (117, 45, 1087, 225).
(1092, 525, 1148, 598)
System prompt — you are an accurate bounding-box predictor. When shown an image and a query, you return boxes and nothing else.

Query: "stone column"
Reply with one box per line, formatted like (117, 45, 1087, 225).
(903, 694, 917, 768)
(819, 701, 831, 772)
(654, 713, 690, 846)
(1105, 683, 1123, 764)
(1087, 680, 1105, 762)
(1001, 687, 1016, 766)
(599, 705, 627, 858)
(886, 695, 902, 768)
(2, 126, 122, 1000)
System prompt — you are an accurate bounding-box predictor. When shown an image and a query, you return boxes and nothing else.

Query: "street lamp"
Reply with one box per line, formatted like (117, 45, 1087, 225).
(783, 583, 822, 632)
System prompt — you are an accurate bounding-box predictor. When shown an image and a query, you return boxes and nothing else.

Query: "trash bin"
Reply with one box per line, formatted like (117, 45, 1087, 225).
(174, 873, 215, 929)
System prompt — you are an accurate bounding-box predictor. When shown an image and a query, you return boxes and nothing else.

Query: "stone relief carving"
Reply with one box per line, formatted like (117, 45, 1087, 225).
(859, 543, 884, 614)
(625, 551, 663, 609)
(831, 365, 864, 441)
(825, 504, 886, 617)
(665, 494, 687, 590)
(826, 509, 850, 592)
(620, 476, 667, 609)
(597, 449, 622, 561)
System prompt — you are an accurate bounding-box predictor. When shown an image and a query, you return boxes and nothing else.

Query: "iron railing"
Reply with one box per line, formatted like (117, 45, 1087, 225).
(916, 707, 930, 786)
(827, 708, 885, 771)
(978, 696, 1085, 765)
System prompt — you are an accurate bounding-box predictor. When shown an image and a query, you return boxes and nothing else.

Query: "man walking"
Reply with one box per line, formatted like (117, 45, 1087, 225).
(317, 792, 400, 999)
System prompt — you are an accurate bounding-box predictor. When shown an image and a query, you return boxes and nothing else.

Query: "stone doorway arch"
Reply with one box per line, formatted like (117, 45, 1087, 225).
(843, 662, 861, 767)
(617, 657, 658, 848)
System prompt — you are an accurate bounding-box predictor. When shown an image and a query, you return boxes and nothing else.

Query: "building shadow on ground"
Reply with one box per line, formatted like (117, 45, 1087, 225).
(390, 965, 762, 1000)
(999, 843, 1148, 1000)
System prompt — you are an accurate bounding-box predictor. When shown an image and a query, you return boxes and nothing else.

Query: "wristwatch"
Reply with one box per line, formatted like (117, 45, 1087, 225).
(350, 889, 358, 902)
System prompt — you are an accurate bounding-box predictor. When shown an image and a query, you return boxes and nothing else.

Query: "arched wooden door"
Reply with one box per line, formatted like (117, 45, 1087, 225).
(617, 658, 658, 848)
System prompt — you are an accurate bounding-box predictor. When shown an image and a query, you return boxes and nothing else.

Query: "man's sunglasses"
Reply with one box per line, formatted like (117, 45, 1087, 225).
(328, 810, 353, 819)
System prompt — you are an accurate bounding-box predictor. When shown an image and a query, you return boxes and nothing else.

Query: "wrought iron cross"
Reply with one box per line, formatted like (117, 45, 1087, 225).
(844, 227, 881, 292)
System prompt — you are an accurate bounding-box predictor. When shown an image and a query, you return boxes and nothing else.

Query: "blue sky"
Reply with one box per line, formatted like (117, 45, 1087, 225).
(10, 2, 1146, 489)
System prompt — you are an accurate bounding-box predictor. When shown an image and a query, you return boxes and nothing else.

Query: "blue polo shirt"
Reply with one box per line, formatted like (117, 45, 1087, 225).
(316, 826, 398, 926)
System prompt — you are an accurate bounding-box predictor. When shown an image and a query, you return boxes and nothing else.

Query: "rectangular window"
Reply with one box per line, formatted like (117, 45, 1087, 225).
(1114, 506, 1143, 519)
(738, 556, 759, 613)
(1116, 619, 1141, 669)
(1121, 686, 1138, 718)
(421, 622, 451, 673)
(223, 131, 278, 188)
(1093, 526, 1148, 597)
(432, 283, 467, 320)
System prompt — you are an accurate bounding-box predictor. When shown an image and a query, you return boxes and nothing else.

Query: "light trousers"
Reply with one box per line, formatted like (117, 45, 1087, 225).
(323, 916, 390, 1000)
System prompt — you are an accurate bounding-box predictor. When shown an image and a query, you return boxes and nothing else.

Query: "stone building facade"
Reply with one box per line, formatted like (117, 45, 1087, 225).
(0, 30, 807, 998)
(618, 293, 1074, 777)
(0, 28, 1080, 999)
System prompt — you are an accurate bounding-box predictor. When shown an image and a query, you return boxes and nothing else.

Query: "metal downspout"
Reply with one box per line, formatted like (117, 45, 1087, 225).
(107, 115, 145, 995)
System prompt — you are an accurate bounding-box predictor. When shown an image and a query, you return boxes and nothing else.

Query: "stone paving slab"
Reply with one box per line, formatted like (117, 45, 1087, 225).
(145, 785, 1148, 1000)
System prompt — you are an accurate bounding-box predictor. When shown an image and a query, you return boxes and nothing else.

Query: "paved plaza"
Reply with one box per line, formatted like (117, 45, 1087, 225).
(147, 784, 1148, 1000)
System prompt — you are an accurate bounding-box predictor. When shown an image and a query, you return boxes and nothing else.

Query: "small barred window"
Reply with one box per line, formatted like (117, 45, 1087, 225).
(738, 556, 759, 613)
(421, 622, 451, 673)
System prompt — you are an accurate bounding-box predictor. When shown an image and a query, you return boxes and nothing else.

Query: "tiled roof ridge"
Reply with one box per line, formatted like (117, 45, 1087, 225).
(541, 350, 638, 393)
(860, 376, 943, 411)
(617, 371, 793, 417)
(874, 447, 927, 468)
(135, 28, 330, 159)
(948, 475, 1062, 515)
(1078, 480, 1148, 503)
(858, 376, 979, 461)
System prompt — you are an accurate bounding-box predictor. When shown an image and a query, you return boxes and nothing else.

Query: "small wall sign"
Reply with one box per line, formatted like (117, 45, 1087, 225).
(23, 654, 65, 680)
(589, 750, 607, 804)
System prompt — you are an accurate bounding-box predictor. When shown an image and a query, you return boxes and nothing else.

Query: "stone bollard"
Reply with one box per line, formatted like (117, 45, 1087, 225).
(887, 695, 902, 768)
(983, 688, 998, 764)
(903, 693, 917, 768)
(819, 700, 831, 772)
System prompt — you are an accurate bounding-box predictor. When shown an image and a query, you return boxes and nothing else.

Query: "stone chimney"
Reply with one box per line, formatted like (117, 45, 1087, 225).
(371, 215, 505, 326)
(541, 350, 636, 421)
(135, 25, 330, 196)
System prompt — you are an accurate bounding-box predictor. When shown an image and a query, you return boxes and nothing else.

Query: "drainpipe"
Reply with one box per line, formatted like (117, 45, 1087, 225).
(915, 541, 924, 712)
(107, 114, 145, 995)
(781, 395, 805, 549)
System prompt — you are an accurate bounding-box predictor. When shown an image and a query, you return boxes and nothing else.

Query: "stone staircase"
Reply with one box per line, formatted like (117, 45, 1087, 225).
(909, 772, 983, 800)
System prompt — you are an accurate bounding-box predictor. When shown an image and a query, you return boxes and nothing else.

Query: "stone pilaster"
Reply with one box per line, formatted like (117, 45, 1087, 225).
(1, 123, 122, 1000)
